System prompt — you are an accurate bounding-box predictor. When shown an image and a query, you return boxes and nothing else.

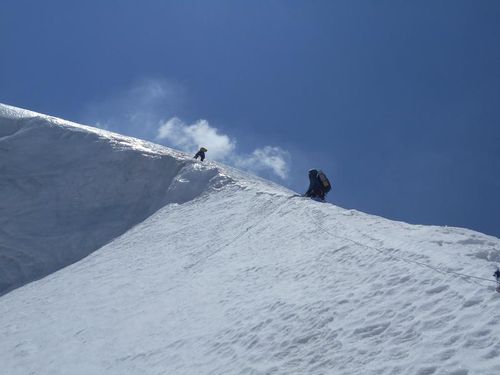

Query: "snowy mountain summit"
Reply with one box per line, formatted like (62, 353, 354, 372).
(1, 104, 500, 375)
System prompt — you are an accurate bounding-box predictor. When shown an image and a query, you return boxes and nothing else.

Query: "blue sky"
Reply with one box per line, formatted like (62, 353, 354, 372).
(1, 1, 499, 237)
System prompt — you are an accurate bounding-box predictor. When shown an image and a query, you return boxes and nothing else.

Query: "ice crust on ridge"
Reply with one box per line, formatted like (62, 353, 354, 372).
(1, 104, 500, 374)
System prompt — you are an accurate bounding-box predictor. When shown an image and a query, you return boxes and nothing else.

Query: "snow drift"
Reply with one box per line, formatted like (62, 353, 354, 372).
(1, 104, 500, 375)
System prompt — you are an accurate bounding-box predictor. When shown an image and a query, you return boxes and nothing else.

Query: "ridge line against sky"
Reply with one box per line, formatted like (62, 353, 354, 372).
(81, 78, 292, 180)
(1, 0, 499, 237)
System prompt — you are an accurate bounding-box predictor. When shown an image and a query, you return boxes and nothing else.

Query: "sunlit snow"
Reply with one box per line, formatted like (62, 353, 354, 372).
(1, 104, 500, 375)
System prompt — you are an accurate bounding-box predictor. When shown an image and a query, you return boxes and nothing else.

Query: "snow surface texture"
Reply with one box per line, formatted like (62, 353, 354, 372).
(1, 104, 500, 374)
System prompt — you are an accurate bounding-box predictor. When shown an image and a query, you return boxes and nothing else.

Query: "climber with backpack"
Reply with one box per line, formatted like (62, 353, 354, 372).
(303, 169, 331, 202)
(194, 147, 208, 162)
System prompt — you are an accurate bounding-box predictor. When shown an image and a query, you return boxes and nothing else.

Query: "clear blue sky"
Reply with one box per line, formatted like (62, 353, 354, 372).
(1, 1, 499, 237)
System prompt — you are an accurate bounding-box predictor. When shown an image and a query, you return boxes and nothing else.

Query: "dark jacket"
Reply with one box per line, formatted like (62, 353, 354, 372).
(304, 169, 326, 200)
(194, 148, 206, 161)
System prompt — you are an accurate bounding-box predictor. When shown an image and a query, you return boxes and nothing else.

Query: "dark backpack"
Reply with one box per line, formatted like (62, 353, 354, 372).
(317, 170, 331, 193)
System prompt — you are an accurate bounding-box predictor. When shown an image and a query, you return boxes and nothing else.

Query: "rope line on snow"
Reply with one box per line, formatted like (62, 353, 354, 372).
(184, 195, 293, 271)
(308, 207, 499, 287)
(185, 189, 497, 287)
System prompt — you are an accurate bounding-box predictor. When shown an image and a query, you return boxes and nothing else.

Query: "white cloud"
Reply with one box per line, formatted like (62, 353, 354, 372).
(234, 146, 291, 179)
(157, 117, 235, 160)
(157, 117, 291, 179)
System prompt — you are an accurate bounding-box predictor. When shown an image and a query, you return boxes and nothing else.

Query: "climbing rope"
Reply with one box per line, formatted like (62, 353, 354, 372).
(307, 207, 499, 288)
(186, 190, 499, 289)
(184, 195, 293, 270)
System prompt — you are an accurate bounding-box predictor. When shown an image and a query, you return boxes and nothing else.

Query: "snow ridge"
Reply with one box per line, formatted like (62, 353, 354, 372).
(1, 104, 500, 375)
(0, 104, 236, 294)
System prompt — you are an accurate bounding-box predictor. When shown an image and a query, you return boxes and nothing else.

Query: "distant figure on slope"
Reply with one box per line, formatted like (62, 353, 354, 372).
(494, 267, 500, 293)
(194, 147, 207, 162)
(303, 169, 331, 202)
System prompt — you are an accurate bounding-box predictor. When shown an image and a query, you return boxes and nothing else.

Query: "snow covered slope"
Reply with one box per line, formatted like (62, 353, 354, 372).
(0, 104, 234, 294)
(1, 104, 500, 374)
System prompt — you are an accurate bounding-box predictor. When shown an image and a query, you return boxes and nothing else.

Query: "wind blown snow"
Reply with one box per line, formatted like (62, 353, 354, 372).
(1, 104, 500, 375)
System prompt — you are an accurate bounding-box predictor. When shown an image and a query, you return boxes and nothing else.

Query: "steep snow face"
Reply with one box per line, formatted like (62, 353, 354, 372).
(0, 104, 246, 294)
(1, 105, 500, 375)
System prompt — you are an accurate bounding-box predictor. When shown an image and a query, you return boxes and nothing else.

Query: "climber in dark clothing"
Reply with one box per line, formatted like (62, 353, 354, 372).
(494, 267, 500, 282)
(304, 169, 331, 202)
(194, 147, 207, 162)
(494, 267, 500, 293)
